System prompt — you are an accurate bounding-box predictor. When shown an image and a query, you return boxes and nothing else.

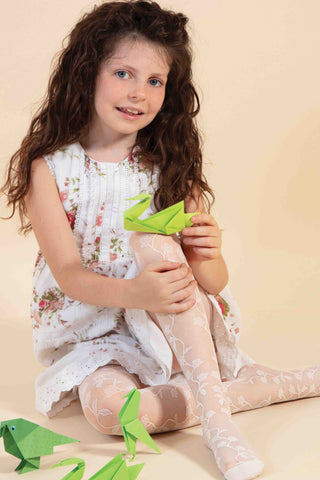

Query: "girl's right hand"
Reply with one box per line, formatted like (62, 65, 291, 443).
(127, 261, 197, 313)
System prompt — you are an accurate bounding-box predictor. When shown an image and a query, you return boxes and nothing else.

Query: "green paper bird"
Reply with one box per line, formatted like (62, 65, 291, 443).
(0, 418, 78, 474)
(51, 457, 85, 480)
(88, 453, 145, 480)
(123, 193, 200, 234)
(118, 388, 161, 461)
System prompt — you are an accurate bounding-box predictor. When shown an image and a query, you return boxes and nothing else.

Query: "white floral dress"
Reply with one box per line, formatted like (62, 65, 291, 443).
(30, 141, 255, 417)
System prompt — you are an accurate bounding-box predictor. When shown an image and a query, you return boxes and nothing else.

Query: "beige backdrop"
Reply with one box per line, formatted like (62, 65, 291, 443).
(0, 1, 319, 479)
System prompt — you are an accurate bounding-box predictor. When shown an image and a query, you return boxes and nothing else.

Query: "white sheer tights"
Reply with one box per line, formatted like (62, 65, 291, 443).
(79, 233, 320, 480)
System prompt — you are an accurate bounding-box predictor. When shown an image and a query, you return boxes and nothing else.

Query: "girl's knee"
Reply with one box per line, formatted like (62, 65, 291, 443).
(78, 365, 142, 435)
(80, 392, 123, 435)
(130, 231, 187, 264)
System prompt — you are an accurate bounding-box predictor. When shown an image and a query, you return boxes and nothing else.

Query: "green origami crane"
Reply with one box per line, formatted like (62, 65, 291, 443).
(123, 193, 200, 234)
(118, 388, 161, 461)
(0, 418, 78, 474)
(89, 453, 145, 480)
(51, 457, 86, 480)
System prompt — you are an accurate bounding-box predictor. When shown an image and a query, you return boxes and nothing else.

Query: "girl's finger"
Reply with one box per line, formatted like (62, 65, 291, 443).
(183, 236, 218, 247)
(191, 213, 217, 226)
(183, 225, 219, 236)
(169, 280, 197, 302)
(192, 247, 220, 259)
(168, 275, 195, 294)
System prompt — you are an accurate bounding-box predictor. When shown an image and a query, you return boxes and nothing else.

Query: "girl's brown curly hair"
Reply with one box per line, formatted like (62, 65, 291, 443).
(0, 0, 215, 236)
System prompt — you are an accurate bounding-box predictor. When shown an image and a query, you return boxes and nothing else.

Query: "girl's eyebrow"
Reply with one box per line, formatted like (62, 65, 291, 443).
(110, 62, 168, 78)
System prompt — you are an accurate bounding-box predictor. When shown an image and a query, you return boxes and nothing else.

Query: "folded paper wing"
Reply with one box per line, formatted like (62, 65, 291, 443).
(51, 457, 86, 480)
(88, 453, 145, 480)
(118, 388, 161, 461)
(123, 193, 200, 234)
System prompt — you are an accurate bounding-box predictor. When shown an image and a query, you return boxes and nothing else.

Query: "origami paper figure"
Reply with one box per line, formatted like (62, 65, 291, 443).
(0, 418, 78, 474)
(88, 453, 145, 480)
(51, 457, 85, 480)
(118, 388, 161, 461)
(123, 193, 200, 234)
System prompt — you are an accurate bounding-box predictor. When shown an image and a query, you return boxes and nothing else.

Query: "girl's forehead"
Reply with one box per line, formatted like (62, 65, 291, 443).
(107, 38, 171, 72)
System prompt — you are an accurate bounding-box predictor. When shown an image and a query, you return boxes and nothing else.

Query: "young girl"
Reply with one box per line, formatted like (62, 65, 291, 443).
(1, 1, 319, 479)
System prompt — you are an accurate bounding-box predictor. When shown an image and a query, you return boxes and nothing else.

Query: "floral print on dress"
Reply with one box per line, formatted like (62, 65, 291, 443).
(215, 295, 230, 318)
(110, 228, 124, 260)
(84, 154, 108, 178)
(96, 205, 104, 227)
(215, 293, 240, 336)
(31, 286, 66, 328)
(62, 176, 80, 230)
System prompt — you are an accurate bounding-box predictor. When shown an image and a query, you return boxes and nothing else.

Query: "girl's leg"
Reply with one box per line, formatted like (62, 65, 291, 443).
(222, 363, 320, 413)
(78, 364, 201, 435)
(79, 360, 320, 436)
(129, 232, 264, 480)
(196, 288, 320, 414)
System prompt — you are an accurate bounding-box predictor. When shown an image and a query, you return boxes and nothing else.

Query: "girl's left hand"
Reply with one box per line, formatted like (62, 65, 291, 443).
(180, 213, 222, 262)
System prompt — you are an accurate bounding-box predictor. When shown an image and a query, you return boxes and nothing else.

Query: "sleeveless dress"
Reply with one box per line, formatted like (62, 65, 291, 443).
(30, 141, 255, 417)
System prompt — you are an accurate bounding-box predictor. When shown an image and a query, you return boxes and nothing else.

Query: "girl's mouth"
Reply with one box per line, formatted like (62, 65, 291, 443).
(116, 107, 144, 116)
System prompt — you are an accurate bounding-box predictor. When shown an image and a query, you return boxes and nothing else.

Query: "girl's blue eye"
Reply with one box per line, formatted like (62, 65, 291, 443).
(115, 71, 162, 87)
(149, 79, 162, 87)
(11, 426, 16, 431)
(116, 71, 129, 79)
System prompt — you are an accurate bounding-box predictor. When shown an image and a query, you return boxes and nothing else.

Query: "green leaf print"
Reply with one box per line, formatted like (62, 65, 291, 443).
(110, 236, 124, 254)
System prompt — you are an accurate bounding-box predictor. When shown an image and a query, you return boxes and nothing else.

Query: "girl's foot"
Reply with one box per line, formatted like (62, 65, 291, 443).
(202, 414, 264, 480)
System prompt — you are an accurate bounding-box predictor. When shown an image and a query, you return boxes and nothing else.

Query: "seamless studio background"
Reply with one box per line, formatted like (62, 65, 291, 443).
(0, 1, 319, 479)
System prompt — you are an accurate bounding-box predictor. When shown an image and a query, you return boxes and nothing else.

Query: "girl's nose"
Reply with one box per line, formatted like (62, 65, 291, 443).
(128, 81, 146, 101)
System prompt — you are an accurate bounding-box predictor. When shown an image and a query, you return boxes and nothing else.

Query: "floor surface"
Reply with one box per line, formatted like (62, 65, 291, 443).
(1, 311, 319, 480)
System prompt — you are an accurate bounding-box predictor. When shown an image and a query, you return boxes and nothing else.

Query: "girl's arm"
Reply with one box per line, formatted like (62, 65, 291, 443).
(25, 158, 128, 308)
(25, 158, 196, 313)
(182, 182, 229, 295)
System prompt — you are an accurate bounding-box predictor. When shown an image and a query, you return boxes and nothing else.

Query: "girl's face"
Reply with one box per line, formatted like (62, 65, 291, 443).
(89, 37, 170, 144)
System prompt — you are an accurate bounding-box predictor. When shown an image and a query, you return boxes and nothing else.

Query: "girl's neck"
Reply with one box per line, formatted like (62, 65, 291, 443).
(79, 134, 137, 164)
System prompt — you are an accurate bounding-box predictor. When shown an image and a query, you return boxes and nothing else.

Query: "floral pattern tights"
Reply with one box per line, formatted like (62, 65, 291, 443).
(79, 233, 320, 480)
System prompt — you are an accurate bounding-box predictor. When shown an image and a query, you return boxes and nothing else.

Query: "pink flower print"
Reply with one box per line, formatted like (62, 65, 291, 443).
(95, 236, 101, 246)
(60, 190, 68, 202)
(32, 309, 42, 325)
(85, 157, 90, 171)
(38, 287, 65, 321)
(215, 295, 230, 318)
(219, 300, 226, 316)
(67, 211, 76, 229)
(96, 214, 103, 226)
(109, 252, 118, 262)
(35, 251, 43, 268)
(39, 299, 50, 310)
(88, 260, 99, 270)
(50, 299, 64, 311)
